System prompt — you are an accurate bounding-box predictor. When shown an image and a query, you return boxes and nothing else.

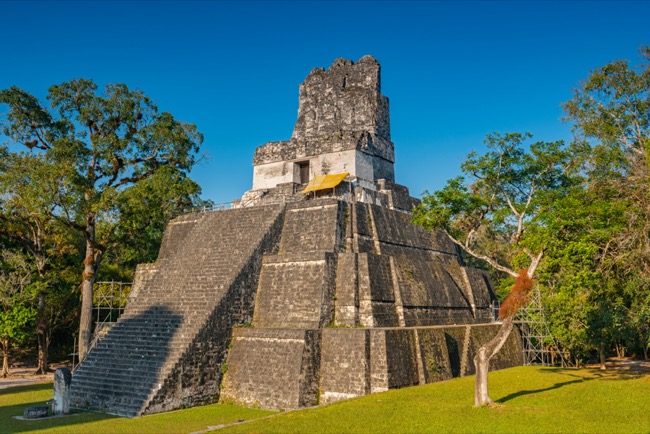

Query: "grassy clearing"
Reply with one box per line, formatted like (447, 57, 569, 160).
(0, 366, 648, 433)
(0, 383, 274, 434)
(222, 366, 650, 434)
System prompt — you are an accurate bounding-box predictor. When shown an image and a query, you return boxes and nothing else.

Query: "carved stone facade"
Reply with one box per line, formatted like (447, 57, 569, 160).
(249, 56, 395, 196)
(69, 56, 522, 417)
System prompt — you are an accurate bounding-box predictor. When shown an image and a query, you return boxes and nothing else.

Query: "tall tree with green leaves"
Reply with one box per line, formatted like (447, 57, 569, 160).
(0, 80, 204, 360)
(413, 132, 575, 406)
(0, 151, 65, 373)
(0, 250, 36, 377)
(562, 46, 650, 361)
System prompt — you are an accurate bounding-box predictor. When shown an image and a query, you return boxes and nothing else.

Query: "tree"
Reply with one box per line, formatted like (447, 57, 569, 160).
(536, 184, 628, 367)
(0, 151, 65, 373)
(562, 46, 650, 361)
(0, 80, 203, 360)
(413, 132, 575, 406)
(0, 250, 36, 377)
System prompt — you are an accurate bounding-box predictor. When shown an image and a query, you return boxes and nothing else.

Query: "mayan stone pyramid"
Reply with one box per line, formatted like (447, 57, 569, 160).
(69, 56, 522, 417)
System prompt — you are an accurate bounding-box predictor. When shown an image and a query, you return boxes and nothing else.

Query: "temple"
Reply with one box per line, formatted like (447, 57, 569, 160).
(239, 55, 415, 211)
(69, 56, 522, 417)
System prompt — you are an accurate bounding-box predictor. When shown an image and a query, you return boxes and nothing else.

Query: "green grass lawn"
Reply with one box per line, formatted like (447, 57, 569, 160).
(1, 366, 648, 433)
(0, 383, 274, 434)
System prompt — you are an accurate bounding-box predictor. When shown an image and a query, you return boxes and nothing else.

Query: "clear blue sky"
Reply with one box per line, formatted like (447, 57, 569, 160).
(2, 1, 649, 203)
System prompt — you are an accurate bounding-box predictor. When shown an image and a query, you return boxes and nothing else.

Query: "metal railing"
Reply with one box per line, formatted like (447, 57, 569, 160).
(72, 281, 133, 370)
(193, 189, 353, 213)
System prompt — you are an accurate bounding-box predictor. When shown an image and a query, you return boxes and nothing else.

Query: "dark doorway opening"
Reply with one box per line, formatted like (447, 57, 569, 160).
(298, 161, 310, 184)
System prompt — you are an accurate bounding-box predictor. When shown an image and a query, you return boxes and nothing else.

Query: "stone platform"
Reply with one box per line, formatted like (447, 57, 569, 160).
(69, 56, 523, 417)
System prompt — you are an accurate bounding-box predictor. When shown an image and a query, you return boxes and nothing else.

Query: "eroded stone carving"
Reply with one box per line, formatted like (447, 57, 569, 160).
(250, 56, 395, 192)
(53, 367, 71, 415)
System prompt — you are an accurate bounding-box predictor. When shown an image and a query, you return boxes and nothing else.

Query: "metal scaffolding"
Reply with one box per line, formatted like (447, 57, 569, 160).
(514, 288, 568, 367)
(92, 281, 131, 337)
(72, 281, 132, 369)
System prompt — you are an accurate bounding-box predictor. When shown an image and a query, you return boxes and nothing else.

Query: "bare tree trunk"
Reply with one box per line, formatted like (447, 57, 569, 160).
(1, 339, 9, 378)
(78, 237, 99, 362)
(550, 346, 556, 366)
(34, 292, 49, 374)
(599, 344, 607, 370)
(474, 316, 514, 407)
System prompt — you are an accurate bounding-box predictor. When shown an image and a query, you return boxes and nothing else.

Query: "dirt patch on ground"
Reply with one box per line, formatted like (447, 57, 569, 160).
(584, 357, 650, 373)
(0, 363, 70, 390)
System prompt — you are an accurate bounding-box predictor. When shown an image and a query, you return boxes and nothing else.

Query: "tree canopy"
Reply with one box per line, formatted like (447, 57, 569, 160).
(415, 47, 650, 384)
(0, 79, 205, 361)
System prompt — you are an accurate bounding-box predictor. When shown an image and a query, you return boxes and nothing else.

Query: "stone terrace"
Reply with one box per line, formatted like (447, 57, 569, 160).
(70, 205, 285, 417)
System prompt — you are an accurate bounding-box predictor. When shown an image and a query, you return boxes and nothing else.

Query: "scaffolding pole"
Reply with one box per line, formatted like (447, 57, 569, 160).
(514, 288, 568, 367)
(72, 281, 132, 369)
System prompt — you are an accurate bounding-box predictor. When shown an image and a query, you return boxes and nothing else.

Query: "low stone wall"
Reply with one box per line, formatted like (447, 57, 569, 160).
(221, 328, 321, 409)
(319, 323, 523, 405)
(218, 322, 525, 410)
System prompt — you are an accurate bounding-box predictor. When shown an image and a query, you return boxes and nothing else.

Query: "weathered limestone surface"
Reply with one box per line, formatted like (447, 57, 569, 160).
(52, 368, 72, 415)
(71, 56, 523, 417)
(251, 56, 396, 192)
(255, 56, 392, 165)
(221, 328, 321, 409)
(221, 198, 520, 409)
(319, 324, 523, 404)
(70, 205, 285, 417)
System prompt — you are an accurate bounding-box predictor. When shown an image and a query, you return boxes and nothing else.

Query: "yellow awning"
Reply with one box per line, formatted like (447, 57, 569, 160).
(301, 172, 349, 194)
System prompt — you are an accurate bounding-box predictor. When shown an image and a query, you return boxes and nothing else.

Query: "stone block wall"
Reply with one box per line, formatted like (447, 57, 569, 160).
(71, 204, 286, 417)
(253, 253, 336, 329)
(79, 195, 521, 416)
(320, 329, 370, 404)
(319, 324, 523, 404)
(221, 328, 321, 409)
(335, 202, 495, 328)
(221, 198, 522, 411)
(279, 200, 343, 254)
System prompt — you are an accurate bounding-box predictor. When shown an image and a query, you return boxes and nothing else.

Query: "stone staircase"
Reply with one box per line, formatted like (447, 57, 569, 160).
(70, 205, 285, 417)
(221, 199, 342, 409)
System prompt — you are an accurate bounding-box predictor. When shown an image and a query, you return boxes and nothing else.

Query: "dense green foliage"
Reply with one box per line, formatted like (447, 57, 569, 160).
(0, 80, 206, 369)
(0, 367, 647, 433)
(415, 48, 650, 364)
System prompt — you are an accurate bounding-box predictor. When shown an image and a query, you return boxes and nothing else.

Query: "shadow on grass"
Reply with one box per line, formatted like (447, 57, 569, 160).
(0, 383, 117, 434)
(496, 378, 590, 403)
(537, 366, 643, 381)
(0, 382, 52, 398)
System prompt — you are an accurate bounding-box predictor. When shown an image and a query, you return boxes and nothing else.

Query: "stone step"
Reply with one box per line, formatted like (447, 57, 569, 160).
(88, 346, 185, 359)
(93, 337, 191, 350)
(97, 329, 184, 341)
(87, 344, 178, 358)
(72, 395, 144, 418)
(90, 340, 191, 355)
(72, 372, 158, 390)
(124, 299, 221, 307)
(73, 361, 170, 380)
(109, 317, 200, 330)
(71, 393, 150, 413)
(71, 382, 159, 403)
(77, 359, 179, 377)
(113, 313, 185, 321)
(77, 362, 176, 377)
